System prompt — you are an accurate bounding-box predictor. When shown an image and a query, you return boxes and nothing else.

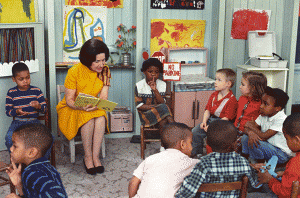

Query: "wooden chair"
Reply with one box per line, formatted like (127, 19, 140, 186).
(197, 176, 249, 198)
(140, 91, 174, 159)
(57, 85, 105, 163)
(291, 180, 300, 198)
(0, 161, 15, 193)
(12, 98, 56, 167)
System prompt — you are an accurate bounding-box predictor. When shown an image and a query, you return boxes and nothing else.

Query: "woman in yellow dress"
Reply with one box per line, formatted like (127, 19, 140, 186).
(57, 38, 111, 175)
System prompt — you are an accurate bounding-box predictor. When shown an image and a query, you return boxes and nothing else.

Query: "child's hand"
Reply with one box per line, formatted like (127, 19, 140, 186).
(248, 131, 262, 149)
(276, 171, 284, 178)
(6, 161, 22, 188)
(147, 77, 156, 90)
(200, 122, 207, 130)
(250, 163, 266, 172)
(29, 101, 41, 109)
(5, 193, 21, 198)
(16, 108, 29, 116)
(256, 169, 274, 187)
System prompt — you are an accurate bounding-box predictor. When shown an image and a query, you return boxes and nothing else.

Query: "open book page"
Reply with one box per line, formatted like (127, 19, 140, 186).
(74, 93, 118, 112)
(96, 100, 118, 112)
(74, 93, 99, 107)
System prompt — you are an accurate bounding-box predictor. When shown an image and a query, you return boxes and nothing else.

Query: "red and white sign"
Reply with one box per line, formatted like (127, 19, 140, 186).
(152, 51, 166, 63)
(163, 62, 181, 81)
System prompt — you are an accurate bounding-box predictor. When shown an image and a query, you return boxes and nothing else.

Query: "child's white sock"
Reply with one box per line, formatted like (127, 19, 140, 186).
(160, 146, 165, 152)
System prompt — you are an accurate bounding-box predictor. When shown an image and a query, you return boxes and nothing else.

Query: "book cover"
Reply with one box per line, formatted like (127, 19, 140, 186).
(74, 93, 118, 112)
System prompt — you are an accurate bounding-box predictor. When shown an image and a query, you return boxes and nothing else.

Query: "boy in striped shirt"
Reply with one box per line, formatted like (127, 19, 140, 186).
(6, 124, 67, 198)
(5, 62, 52, 158)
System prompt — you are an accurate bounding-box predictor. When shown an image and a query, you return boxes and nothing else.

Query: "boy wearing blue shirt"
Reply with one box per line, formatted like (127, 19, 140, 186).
(6, 123, 67, 198)
(5, 63, 51, 157)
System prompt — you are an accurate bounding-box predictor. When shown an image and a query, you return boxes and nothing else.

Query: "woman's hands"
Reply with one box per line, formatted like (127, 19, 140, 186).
(82, 104, 98, 112)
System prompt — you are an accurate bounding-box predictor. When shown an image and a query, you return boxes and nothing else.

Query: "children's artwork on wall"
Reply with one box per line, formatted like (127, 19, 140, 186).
(150, 19, 206, 56)
(151, 0, 204, 10)
(0, 0, 36, 23)
(65, 0, 123, 8)
(231, 8, 271, 40)
(63, 6, 107, 62)
(163, 62, 181, 81)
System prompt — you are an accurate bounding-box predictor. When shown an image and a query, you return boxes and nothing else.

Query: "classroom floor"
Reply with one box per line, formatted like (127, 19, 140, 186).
(0, 137, 278, 198)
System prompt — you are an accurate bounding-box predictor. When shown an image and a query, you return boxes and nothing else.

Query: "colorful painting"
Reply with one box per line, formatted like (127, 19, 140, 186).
(65, 0, 123, 8)
(0, 0, 36, 23)
(151, 0, 204, 10)
(63, 6, 107, 62)
(231, 8, 271, 40)
(150, 19, 206, 56)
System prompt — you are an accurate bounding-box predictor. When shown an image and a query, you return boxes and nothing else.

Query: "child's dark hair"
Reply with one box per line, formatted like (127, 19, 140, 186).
(12, 62, 29, 77)
(207, 120, 237, 152)
(79, 38, 110, 67)
(141, 58, 163, 73)
(13, 123, 53, 157)
(216, 68, 236, 88)
(242, 71, 267, 101)
(161, 122, 191, 149)
(264, 86, 289, 109)
(283, 113, 300, 137)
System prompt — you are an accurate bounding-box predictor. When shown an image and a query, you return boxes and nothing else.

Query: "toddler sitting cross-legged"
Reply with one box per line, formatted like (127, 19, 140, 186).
(128, 122, 199, 198)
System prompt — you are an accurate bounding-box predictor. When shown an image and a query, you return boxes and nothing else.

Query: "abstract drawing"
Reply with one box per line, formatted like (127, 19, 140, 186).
(65, 0, 123, 8)
(63, 6, 107, 62)
(231, 8, 271, 40)
(0, 0, 35, 23)
(150, 19, 205, 56)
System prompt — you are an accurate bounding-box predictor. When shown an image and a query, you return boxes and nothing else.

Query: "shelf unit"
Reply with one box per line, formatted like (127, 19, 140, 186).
(236, 65, 289, 99)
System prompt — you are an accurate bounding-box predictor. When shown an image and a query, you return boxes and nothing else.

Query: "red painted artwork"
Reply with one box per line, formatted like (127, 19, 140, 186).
(231, 9, 270, 40)
(66, 0, 122, 8)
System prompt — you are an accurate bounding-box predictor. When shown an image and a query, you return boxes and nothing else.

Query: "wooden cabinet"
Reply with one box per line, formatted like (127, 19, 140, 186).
(174, 90, 214, 128)
(236, 65, 288, 100)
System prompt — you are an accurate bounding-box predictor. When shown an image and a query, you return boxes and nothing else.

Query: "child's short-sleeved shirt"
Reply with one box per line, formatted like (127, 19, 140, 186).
(22, 157, 67, 198)
(133, 149, 199, 198)
(175, 152, 257, 198)
(5, 85, 46, 119)
(205, 90, 238, 120)
(234, 96, 261, 132)
(255, 110, 293, 156)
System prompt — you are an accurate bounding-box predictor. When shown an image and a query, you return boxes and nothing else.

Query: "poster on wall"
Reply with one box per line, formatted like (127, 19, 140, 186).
(231, 8, 271, 40)
(63, 6, 107, 62)
(65, 0, 123, 8)
(151, 0, 204, 10)
(0, 0, 36, 23)
(150, 19, 205, 56)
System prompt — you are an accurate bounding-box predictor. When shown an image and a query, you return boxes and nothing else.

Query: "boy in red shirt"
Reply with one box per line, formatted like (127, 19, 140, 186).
(256, 113, 300, 197)
(191, 68, 238, 157)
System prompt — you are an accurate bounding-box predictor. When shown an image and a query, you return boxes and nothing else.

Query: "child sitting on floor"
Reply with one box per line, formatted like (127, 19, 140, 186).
(241, 86, 293, 164)
(5, 62, 52, 158)
(135, 58, 174, 129)
(191, 68, 238, 157)
(128, 122, 199, 198)
(234, 71, 267, 153)
(175, 120, 257, 198)
(6, 123, 67, 198)
(255, 113, 300, 197)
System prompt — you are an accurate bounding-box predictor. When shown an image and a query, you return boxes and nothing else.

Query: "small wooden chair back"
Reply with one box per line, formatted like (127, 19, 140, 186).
(197, 176, 248, 198)
(291, 180, 300, 198)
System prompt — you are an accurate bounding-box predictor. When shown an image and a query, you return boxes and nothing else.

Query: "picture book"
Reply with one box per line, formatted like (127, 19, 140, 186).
(74, 93, 118, 112)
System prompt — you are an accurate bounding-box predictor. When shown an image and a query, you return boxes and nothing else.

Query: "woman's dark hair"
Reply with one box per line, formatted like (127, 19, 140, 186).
(79, 38, 109, 67)
(141, 58, 163, 73)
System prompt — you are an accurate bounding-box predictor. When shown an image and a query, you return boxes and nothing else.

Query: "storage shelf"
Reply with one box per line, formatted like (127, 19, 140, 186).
(181, 63, 207, 66)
